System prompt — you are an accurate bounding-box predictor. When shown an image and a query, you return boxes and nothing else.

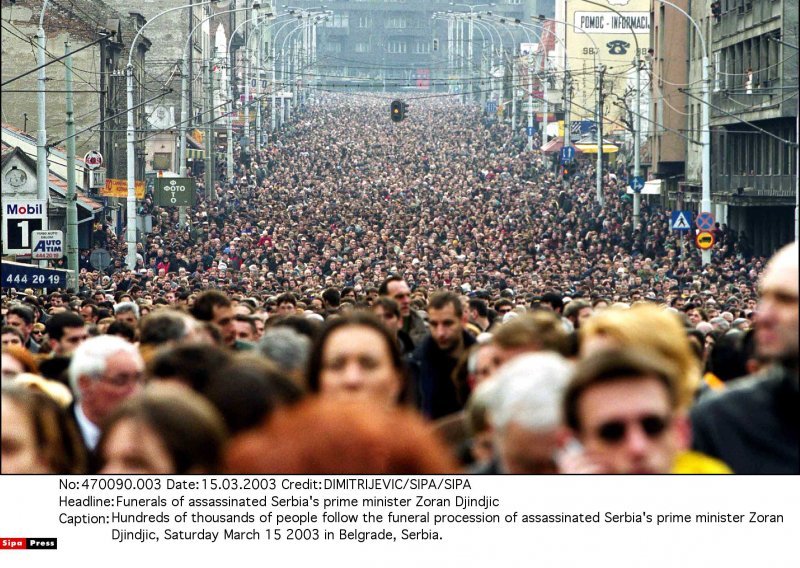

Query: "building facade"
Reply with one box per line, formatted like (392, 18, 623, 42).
(707, 0, 797, 255)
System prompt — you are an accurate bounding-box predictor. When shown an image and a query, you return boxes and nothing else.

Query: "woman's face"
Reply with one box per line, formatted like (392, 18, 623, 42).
(1, 396, 50, 474)
(319, 325, 401, 407)
(99, 418, 175, 475)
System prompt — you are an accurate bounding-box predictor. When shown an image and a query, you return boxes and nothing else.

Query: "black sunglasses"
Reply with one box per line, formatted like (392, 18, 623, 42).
(596, 415, 670, 444)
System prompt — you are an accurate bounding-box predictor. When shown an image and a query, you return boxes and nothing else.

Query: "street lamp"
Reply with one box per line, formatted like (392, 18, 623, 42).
(125, 0, 220, 269)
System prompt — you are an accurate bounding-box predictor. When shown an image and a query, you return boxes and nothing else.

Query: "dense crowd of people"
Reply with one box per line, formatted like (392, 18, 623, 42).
(2, 94, 797, 475)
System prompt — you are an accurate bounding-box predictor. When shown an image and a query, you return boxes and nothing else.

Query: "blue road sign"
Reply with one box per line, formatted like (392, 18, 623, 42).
(696, 211, 715, 231)
(560, 146, 576, 162)
(629, 176, 645, 191)
(670, 210, 693, 232)
(526, 126, 535, 136)
(485, 101, 497, 114)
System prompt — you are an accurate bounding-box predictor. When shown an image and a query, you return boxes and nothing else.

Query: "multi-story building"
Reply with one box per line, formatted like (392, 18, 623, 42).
(286, 1, 553, 92)
(707, 0, 797, 255)
(648, 0, 689, 199)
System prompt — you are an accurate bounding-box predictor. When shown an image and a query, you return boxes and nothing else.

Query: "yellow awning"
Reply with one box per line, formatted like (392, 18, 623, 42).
(574, 143, 619, 154)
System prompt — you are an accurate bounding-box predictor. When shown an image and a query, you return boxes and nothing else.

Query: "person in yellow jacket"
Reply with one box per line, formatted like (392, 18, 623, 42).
(559, 348, 732, 474)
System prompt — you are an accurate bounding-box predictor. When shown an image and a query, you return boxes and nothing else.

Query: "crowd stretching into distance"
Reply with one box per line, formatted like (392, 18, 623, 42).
(2, 95, 798, 475)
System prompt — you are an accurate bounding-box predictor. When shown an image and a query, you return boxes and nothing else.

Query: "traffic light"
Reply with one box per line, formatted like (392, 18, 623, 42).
(390, 99, 404, 122)
(562, 162, 573, 179)
(432, 38, 439, 51)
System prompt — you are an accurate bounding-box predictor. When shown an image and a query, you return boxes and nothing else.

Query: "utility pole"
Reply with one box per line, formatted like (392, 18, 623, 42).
(511, 51, 517, 135)
(203, 54, 214, 200)
(36, 19, 49, 268)
(563, 70, 572, 190)
(633, 56, 642, 229)
(178, 57, 188, 228)
(596, 64, 606, 205)
(64, 42, 78, 290)
(256, 30, 263, 148)
(527, 52, 534, 151)
(542, 67, 549, 146)
(271, 44, 277, 132)
(244, 46, 251, 145)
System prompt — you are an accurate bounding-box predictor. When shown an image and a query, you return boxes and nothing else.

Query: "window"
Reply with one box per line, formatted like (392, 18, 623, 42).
(325, 15, 349, 28)
(415, 41, 431, 54)
(357, 15, 372, 28)
(387, 41, 407, 54)
(385, 16, 407, 29)
(325, 42, 342, 53)
(354, 42, 370, 53)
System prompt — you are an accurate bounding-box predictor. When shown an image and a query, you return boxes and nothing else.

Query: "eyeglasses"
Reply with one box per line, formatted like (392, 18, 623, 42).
(98, 372, 144, 388)
(595, 414, 670, 444)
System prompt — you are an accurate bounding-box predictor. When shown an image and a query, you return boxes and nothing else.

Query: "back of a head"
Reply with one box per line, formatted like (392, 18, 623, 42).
(139, 310, 193, 346)
(489, 352, 574, 435)
(493, 311, 569, 356)
(225, 399, 457, 474)
(258, 327, 311, 376)
(99, 384, 228, 474)
(147, 343, 232, 391)
(202, 354, 303, 435)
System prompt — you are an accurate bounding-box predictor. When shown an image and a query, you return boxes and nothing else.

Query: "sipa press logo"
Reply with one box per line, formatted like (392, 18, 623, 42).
(0, 537, 58, 550)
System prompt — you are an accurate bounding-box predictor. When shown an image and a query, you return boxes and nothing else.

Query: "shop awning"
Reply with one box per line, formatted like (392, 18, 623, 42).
(574, 142, 619, 154)
(186, 148, 204, 160)
(541, 136, 565, 153)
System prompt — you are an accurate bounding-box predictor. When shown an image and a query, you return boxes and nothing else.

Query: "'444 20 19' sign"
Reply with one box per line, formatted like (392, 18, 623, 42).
(153, 177, 195, 207)
(1, 261, 69, 290)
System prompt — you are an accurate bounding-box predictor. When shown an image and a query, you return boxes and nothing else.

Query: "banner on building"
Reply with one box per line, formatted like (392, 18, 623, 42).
(101, 178, 145, 199)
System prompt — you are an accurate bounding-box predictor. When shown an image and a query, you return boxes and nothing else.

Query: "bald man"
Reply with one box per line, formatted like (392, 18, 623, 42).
(691, 242, 799, 474)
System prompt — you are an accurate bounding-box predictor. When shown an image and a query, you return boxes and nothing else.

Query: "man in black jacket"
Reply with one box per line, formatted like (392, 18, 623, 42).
(410, 291, 475, 419)
(691, 242, 798, 473)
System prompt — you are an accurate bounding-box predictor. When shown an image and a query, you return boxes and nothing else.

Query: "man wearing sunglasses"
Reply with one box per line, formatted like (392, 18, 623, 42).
(562, 349, 729, 474)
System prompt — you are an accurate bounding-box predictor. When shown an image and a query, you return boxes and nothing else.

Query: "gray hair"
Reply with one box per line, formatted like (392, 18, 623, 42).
(67, 335, 143, 398)
(258, 327, 311, 375)
(488, 352, 573, 434)
(114, 301, 140, 319)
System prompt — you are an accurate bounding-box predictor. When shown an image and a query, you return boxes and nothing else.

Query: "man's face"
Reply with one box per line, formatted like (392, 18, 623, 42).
(165, 292, 176, 304)
(79, 351, 144, 426)
(1, 332, 22, 348)
(276, 301, 296, 316)
(6, 314, 32, 343)
(471, 343, 502, 387)
(755, 248, 799, 362)
(576, 306, 593, 328)
(686, 308, 702, 325)
(576, 376, 685, 474)
(497, 423, 561, 474)
(80, 306, 97, 324)
(372, 305, 401, 334)
(233, 320, 256, 343)
(386, 280, 412, 318)
(51, 325, 89, 356)
(115, 311, 138, 329)
(212, 305, 236, 347)
(50, 296, 63, 308)
(428, 303, 464, 352)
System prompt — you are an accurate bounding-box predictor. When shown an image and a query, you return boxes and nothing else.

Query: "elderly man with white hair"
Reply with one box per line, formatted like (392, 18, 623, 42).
(485, 352, 574, 474)
(68, 335, 144, 451)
